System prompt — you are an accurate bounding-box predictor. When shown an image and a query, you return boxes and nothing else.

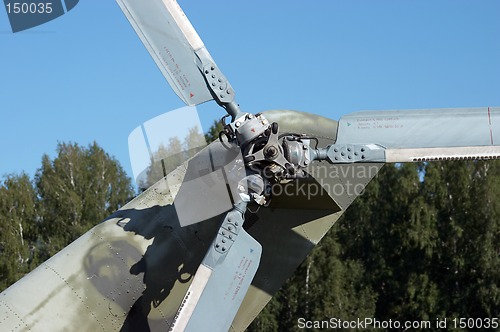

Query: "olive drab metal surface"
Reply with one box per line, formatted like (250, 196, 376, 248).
(1, 0, 499, 331)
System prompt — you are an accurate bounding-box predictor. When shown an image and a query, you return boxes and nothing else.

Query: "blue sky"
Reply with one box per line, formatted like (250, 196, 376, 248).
(1, 0, 499, 182)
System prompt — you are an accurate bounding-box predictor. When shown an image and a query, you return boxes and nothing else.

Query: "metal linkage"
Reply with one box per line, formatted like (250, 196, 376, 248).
(313, 143, 386, 163)
(237, 174, 268, 206)
(196, 48, 242, 120)
(241, 122, 294, 178)
(282, 136, 316, 169)
(221, 113, 322, 183)
(202, 63, 235, 104)
(207, 202, 248, 266)
(213, 211, 240, 254)
(231, 113, 270, 145)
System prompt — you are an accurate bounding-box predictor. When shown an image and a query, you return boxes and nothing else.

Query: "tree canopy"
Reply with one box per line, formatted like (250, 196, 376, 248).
(249, 161, 500, 331)
(0, 142, 133, 290)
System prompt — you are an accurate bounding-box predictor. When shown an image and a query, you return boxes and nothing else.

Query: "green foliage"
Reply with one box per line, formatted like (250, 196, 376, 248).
(35, 142, 133, 256)
(204, 119, 225, 143)
(0, 173, 37, 290)
(0, 142, 133, 291)
(249, 161, 500, 330)
(422, 161, 500, 319)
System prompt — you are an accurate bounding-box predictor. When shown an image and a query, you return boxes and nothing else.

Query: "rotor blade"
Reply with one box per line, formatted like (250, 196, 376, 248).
(335, 107, 500, 162)
(116, 0, 215, 105)
(170, 222, 261, 332)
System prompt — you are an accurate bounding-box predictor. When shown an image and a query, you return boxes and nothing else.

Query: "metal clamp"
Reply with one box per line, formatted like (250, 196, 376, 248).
(314, 143, 386, 163)
(213, 203, 245, 255)
(203, 63, 235, 104)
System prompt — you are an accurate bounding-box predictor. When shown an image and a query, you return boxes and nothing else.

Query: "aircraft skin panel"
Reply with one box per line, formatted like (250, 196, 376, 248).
(0, 222, 148, 331)
(0, 165, 219, 331)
